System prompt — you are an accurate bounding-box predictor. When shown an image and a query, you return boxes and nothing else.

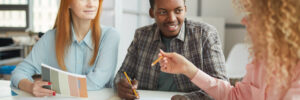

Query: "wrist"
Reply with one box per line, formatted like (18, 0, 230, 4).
(19, 79, 34, 94)
(183, 63, 198, 79)
(29, 83, 34, 94)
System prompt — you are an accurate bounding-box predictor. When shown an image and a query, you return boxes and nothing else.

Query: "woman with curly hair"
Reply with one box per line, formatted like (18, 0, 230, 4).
(158, 0, 300, 99)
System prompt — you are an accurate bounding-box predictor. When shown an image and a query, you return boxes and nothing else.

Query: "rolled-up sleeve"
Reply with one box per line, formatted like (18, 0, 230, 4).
(86, 28, 120, 90)
(11, 31, 54, 89)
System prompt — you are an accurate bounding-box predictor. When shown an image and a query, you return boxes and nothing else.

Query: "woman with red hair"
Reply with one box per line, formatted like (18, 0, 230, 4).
(11, 0, 120, 97)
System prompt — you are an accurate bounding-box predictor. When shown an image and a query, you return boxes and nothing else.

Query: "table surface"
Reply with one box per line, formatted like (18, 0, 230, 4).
(0, 80, 185, 100)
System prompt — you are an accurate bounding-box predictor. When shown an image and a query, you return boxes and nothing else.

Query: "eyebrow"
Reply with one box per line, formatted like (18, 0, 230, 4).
(157, 6, 184, 11)
(158, 8, 167, 11)
(175, 7, 184, 9)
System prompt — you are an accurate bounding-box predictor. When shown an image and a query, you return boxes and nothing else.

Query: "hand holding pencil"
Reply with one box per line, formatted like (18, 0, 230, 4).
(116, 72, 139, 100)
(124, 72, 139, 98)
(158, 49, 198, 79)
(151, 56, 163, 66)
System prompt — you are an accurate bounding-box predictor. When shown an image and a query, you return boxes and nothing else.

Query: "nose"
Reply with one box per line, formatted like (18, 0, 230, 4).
(241, 17, 248, 26)
(87, 0, 94, 7)
(167, 12, 176, 22)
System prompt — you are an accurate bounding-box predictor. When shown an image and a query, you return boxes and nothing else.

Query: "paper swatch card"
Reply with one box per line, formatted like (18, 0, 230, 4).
(41, 63, 88, 98)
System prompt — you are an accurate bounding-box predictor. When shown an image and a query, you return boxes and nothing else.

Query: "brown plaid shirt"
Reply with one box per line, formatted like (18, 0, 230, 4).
(115, 19, 227, 100)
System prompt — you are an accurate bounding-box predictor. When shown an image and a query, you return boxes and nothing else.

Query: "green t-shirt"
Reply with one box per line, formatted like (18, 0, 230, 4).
(158, 35, 177, 91)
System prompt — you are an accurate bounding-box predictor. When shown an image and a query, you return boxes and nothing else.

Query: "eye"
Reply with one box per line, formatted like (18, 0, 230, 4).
(159, 10, 167, 15)
(175, 9, 183, 14)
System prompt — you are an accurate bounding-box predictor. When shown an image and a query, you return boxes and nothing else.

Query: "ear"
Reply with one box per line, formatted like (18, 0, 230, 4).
(149, 8, 154, 18)
(184, 5, 187, 12)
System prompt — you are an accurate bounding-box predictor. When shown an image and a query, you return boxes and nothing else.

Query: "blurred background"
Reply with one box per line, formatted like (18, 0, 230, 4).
(0, 0, 248, 84)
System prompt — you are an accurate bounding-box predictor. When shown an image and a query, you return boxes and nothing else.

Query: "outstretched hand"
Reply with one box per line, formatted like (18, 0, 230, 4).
(158, 49, 198, 79)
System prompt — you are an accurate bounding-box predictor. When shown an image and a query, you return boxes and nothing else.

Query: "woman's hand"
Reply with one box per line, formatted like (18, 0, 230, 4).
(19, 79, 55, 97)
(158, 49, 198, 79)
(31, 81, 56, 97)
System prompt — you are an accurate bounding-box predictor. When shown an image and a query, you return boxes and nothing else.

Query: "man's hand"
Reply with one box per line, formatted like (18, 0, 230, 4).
(117, 79, 139, 100)
(171, 95, 189, 100)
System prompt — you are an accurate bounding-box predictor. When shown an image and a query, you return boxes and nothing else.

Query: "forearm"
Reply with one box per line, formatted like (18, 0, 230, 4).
(18, 79, 34, 94)
(183, 62, 199, 79)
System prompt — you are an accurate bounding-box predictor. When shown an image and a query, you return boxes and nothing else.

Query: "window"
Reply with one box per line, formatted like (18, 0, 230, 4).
(31, 0, 59, 32)
(118, 0, 153, 68)
(0, 0, 29, 32)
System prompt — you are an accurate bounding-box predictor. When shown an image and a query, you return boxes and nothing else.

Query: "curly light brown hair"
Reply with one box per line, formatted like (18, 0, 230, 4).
(234, 0, 300, 97)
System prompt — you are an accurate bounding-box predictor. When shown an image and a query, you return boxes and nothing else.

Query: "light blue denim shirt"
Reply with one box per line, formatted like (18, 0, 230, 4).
(11, 25, 120, 90)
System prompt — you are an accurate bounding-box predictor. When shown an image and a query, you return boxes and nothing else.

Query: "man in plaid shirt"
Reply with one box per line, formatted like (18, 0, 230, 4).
(114, 0, 227, 100)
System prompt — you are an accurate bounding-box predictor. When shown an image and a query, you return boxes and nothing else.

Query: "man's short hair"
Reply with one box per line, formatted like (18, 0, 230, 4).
(149, 0, 186, 9)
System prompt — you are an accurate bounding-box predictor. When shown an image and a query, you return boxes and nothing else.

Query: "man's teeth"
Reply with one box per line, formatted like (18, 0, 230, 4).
(168, 25, 176, 28)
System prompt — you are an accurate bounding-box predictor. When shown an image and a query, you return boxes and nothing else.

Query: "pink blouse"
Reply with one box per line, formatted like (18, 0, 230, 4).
(191, 61, 300, 100)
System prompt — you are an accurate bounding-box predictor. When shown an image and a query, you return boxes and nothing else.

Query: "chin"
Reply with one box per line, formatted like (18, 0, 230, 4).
(78, 15, 96, 20)
(82, 17, 96, 20)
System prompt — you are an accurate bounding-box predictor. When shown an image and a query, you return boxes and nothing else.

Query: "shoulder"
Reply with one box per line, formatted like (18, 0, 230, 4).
(100, 25, 120, 41)
(43, 29, 56, 39)
(36, 29, 56, 45)
(135, 24, 156, 33)
(185, 19, 218, 35)
(134, 23, 157, 37)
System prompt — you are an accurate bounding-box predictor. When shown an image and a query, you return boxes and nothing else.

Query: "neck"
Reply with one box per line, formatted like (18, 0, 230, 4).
(160, 31, 178, 38)
(71, 13, 91, 42)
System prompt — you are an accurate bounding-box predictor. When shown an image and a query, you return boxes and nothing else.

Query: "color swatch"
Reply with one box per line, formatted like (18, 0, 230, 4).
(41, 63, 88, 98)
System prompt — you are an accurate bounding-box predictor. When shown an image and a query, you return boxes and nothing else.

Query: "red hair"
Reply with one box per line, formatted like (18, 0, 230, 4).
(53, 0, 103, 70)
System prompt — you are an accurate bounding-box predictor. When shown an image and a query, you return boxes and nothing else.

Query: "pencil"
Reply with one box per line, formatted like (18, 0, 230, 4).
(151, 56, 163, 66)
(123, 72, 138, 97)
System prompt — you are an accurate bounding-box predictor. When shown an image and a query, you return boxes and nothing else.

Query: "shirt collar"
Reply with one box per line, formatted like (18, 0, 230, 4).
(153, 21, 185, 42)
(71, 23, 94, 50)
(177, 22, 185, 41)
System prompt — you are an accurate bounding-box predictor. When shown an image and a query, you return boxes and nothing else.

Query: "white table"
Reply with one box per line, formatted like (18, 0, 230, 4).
(0, 80, 12, 98)
(0, 80, 185, 100)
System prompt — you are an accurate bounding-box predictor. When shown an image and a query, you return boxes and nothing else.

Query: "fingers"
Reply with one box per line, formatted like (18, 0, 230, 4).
(160, 63, 171, 73)
(117, 79, 139, 100)
(120, 79, 132, 89)
(159, 57, 169, 69)
(33, 92, 53, 97)
(131, 80, 138, 89)
(159, 49, 165, 55)
(171, 95, 188, 100)
(118, 79, 133, 94)
(39, 87, 54, 94)
(32, 81, 55, 97)
(123, 92, 138, 100)
(160, 65, 167, 72)
(37, 81, 51, 87)
(159, 49, 174, 58)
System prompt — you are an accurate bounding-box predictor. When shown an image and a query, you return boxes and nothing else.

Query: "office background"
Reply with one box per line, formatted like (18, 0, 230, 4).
(0, 0, 248, 79)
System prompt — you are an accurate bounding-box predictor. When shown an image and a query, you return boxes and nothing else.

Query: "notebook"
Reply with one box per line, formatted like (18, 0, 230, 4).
(41, 63, 88, 98)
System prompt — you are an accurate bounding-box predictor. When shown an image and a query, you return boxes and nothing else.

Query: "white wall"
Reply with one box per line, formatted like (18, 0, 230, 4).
(185, 0, 198, 16)
(225, 28, 247, 57)
(200, 0, 247, 58)
(201, 0, 243, 24)
(118, 0, 153, 71)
